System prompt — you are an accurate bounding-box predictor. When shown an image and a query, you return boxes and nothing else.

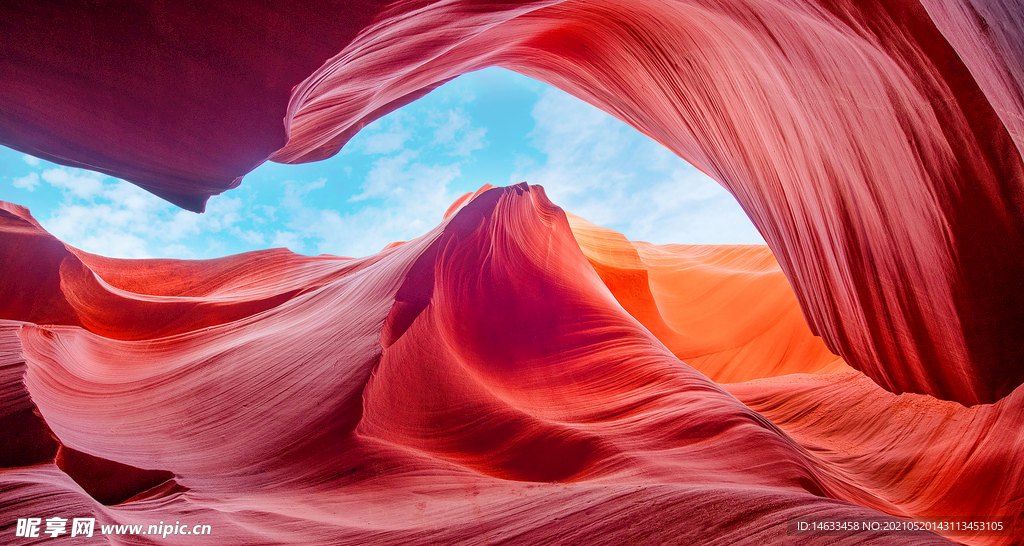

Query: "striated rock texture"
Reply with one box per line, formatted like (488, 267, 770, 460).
(2, 0, 1023, 404)
(1, 188, 1021, 544)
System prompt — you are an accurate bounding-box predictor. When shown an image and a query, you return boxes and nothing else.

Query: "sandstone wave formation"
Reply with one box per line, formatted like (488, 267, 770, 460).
(1, 0, 1023, 543)
(2, 187, 1022, 544)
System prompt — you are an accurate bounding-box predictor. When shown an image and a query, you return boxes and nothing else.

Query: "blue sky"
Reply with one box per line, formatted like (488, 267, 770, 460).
(0, 67, 763, 259)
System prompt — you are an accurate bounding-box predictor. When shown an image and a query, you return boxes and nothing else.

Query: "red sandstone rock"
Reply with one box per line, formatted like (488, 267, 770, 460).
(1, 188, 1019, 543)
(2, 0, 1022, 403)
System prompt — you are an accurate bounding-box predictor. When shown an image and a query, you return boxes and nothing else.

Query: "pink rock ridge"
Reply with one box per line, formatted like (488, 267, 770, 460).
(2, 0, 1023, 404)
(1, 187, 1021, 544)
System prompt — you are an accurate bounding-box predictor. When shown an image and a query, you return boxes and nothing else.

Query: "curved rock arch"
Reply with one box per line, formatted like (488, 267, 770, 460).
(1, 0, 1022, 404)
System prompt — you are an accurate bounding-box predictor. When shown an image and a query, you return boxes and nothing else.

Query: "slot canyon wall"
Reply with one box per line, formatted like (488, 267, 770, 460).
(1, 0, 1022, 543)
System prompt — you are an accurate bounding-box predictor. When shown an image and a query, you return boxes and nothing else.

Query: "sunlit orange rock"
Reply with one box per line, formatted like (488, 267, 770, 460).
(566, 214, 850, 383)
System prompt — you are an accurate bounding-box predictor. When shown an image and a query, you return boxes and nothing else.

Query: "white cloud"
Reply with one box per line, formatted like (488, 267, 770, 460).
(44, 182, 169, 258)
(513, 88, 764, 245)
(35, 172, 272, 259)
(160, 243, 193, 258)
(271, 230, 304, 252)
(41, 168, 104, 199)
(451, 126, 487, 157)
(12, 172, 40, 191)
(433, 110, 469, 145)
(277, 153, 463, 257)
(234, 229, 266, 245)
(355, 113, 414, 155)
(76, 231, 150, 259)
(348, 151, 419, 202)
(22, 155, 40, 167)
(432, 109, 487, 156)
(282, 178, 327, 208)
